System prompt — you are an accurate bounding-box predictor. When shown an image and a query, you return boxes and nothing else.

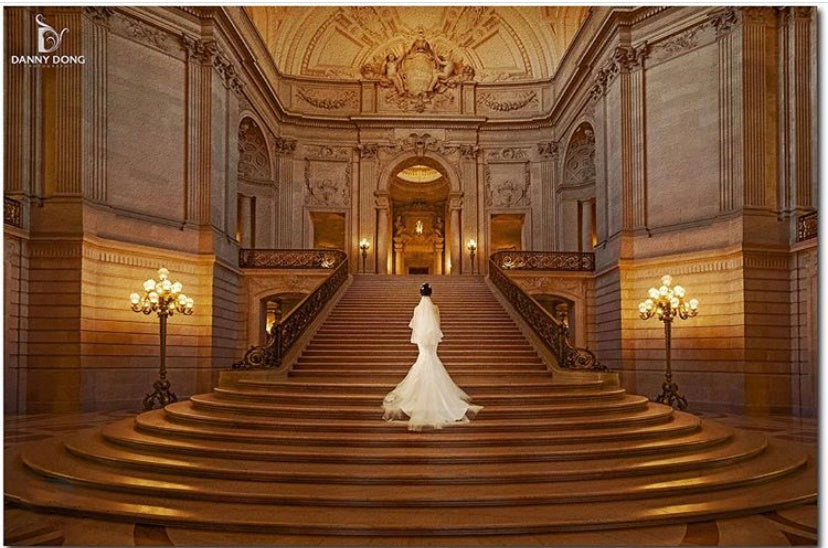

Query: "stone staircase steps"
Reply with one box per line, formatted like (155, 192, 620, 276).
(4, 274, 816, 538)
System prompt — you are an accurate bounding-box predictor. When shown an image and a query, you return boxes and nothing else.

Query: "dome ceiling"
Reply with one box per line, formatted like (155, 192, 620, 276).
(245, 6, 589, 82)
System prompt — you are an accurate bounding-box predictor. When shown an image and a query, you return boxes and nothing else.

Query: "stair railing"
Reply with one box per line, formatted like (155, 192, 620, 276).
(489, 251, 607, 372)
(232, 249, 349, 369)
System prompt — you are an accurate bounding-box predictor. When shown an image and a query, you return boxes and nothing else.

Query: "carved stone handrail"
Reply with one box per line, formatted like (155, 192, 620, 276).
(232, 250, 349, 369)
(491, 250, 595, 271)
(4, 197, 23, 228)
(797, 211, 817, 242)
(239, 248, 346, 269)
(489, 255, 607, 372)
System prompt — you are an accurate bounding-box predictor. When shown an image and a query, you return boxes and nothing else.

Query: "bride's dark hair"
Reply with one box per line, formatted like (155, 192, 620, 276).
(419, 283, 432, 297)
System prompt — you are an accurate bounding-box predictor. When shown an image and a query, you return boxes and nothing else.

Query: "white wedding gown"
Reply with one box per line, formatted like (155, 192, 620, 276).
(382, 296, 482, 431)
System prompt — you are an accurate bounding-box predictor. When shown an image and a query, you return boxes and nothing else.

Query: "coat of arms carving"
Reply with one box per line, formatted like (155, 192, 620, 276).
(361, 29, 475, 112)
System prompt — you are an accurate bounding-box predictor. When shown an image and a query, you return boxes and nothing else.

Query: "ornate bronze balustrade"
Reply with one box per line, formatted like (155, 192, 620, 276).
(232, 250, 349, 370)
(489, 256, 607, 372)
(797, 211, 817, 242)
(491, 250, 595, 271)
(239, 248, 346, 269)
(4, 197, 23, 228)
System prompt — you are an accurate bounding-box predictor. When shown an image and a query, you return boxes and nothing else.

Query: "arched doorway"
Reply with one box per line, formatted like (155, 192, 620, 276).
(388, 159, 450, 275)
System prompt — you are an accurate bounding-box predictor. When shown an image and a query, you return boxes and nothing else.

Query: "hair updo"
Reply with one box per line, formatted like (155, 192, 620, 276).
(419, 283, 432, 297)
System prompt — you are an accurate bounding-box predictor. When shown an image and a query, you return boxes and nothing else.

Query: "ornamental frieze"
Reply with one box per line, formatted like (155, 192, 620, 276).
(477, 90, 538, 113)
(296, 88, 357, 111)
(487, 147, 529, 161)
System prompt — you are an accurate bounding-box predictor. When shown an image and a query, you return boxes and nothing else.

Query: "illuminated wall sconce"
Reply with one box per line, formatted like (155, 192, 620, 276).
(130, 267, 194, 410)
(358, 238, 371, 273)
(466, 239, 477, 275)
(638, 274, 699, 410)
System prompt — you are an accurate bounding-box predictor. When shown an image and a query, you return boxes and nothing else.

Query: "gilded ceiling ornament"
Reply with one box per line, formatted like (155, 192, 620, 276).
(361, 29, 475, 112)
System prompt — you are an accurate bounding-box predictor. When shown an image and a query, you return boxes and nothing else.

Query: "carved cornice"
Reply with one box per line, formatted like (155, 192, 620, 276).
(304, 144, 353, 160)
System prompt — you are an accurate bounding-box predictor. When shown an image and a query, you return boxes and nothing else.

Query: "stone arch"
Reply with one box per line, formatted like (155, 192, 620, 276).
(377, 150, 462, 195)
(558, 121, 597, 251)
(236, 116, 277, 248)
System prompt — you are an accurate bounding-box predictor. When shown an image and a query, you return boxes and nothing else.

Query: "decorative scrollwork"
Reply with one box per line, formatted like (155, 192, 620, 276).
(491, 250, 595, 272)
(489, 255, 606, 372)
(239, 249, 346, 269)
(233, 255, 349, 370)
(797, 211, 817, 242)
(4, 197, 22, 228)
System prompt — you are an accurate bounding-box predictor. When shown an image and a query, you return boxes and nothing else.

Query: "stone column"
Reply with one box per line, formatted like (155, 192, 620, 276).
(537, 142, 558, 250)
(616, 44, 649, 230)
(274, 138, 297, 247)
(433, 238, 445, 275)
(375, 192, 390, 274)
(394, 237, 404, 275)
(448, 193, 463, 275)
(459, 146, 479, 275)
(358, 145, 378, 273)
(580, 200, 595, 251)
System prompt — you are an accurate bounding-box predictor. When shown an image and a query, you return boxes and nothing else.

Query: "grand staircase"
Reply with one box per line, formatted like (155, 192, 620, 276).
(5, 275, 817, 539)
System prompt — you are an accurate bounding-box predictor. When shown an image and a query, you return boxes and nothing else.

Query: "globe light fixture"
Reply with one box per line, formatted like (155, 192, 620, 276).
(359, 238, 370, 273)
(130, 267, 194, 410)
(638, 274, 699, 410)
(466, 239, 478, 275)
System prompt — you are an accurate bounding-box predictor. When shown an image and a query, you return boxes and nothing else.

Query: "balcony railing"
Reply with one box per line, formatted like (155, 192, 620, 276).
(490, 250, 595, 271)
(488, 252, 607, 372)
(233, 249, 349, 369)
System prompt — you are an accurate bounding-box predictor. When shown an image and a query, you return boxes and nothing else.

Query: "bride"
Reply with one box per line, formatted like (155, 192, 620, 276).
(382, 283, 482, 431)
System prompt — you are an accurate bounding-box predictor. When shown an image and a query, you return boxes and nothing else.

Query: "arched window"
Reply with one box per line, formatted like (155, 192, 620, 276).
(560, 122, 596, 251)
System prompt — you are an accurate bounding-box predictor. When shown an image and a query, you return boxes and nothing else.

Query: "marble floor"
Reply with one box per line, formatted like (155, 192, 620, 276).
(4, 408, 818, 546)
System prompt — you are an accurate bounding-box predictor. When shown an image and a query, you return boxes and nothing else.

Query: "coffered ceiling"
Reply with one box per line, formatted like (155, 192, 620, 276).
(245, 6, 589, 82)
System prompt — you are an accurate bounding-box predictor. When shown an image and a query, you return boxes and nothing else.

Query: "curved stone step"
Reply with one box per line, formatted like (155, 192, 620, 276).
(162, 400, 676, 433)
(187, 392, 650, 419)
(20, 436, 805, 508)
(132, 407, 695, 447)
(7, 444, 815, 535)
(209, 386, 626, 407)
(61, 426, 768, 485)
(99, 417, 732, 464)
(236, 378, 607, 394)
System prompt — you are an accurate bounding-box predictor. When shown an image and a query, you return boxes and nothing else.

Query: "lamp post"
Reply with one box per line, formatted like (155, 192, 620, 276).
(130, 267, 194, 410)
(466, 239, 477, 275)
(638, 274, 698, 410)
(359, 238, 370, 273)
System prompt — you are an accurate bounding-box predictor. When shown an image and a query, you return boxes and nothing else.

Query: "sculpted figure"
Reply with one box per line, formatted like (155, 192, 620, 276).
(384, 53, 405, 95)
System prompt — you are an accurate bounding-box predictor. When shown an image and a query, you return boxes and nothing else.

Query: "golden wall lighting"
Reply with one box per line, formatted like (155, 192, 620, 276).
(359, 238, 370, 273)
(638, 274, 698, 410)
(466, 239, 477, 275)
(130, 267, 194, 410)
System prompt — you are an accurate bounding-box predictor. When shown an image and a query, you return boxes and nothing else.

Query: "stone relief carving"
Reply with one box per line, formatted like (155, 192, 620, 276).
(710, 8, 740, 37)
(477, 90, 538, 112)
(358, 143, 379, 159)
(537, 141, 559, 159)
(181, 35, 243, 93)
(487, 148, 529, 161)
(516, 276, 588, 299)
(361, 29, 475, 113)
(273, 137, 297, 156)
(305, 145, 352, 160)
(564, 125, 596, 187)
(304, 159, 351, 207)
(238, 119, 271, 180)
(84, 7, 115, 26)
(485, 165, 531, 208)
(590, 43, 649, 101)
(296, 88, 357, 111)
(124, 16, 170, 50)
